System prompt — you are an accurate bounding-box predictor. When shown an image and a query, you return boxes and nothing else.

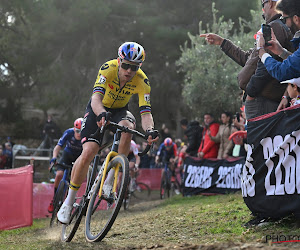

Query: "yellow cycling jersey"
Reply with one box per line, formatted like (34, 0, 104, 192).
(93, 59, 151, 115)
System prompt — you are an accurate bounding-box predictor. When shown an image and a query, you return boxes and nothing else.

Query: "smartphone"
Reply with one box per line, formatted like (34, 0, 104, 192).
(262, 24, 272, 46)
(235, 112, 240, 123)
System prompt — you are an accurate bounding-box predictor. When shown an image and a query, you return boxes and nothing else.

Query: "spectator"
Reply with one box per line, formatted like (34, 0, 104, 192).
(177, 118, 203, 167)
(42, 114, 61, 149)
(197, 113, 220, 159)
(5, 136, 14, 148)
(258, 0, 300, 81)
(3, 142, 12, 168)
(208, 112, 234, 159)
(0, 145, 7, 169)
(200, 0, 294, 119)
(231, 107, 247, 157)
(233, 106, 247, 131)
(159, 123, 172, 144)
(280, 77, 300, 106)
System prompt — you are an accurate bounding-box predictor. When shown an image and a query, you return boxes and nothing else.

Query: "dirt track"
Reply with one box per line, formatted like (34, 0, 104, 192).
(3, 194, 300, 249)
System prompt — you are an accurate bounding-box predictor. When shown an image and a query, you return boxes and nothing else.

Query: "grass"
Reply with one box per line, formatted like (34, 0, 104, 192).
(1, 192, 300, 249)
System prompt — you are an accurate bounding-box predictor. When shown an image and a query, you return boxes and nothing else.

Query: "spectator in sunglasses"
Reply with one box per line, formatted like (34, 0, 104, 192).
(258, 0, 300, 82)
(47, 117, 83, 213)
(200, 0, 294, 120)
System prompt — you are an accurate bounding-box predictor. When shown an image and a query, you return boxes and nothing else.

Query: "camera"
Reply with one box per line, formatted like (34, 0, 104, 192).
(262, 24, 272, 46)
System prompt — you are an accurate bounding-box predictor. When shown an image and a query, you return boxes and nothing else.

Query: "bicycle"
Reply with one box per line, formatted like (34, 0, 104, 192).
(160, 161, 181, 199)
(123, 170, 151, 210)
(49, 162, 72, 227)
(60, 121, 152, 242)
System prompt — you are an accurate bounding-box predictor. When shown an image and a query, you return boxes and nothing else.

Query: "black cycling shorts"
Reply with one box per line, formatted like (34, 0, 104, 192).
(81, 100, 136, 146)
(56, 151, 77, 171)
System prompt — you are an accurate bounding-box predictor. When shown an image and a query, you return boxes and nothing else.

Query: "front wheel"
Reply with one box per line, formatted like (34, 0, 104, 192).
(160, 172, 169, 199)
(85, 154, 129, 242)
(61, 165, 95, 242)
(50, 181, 66, 227)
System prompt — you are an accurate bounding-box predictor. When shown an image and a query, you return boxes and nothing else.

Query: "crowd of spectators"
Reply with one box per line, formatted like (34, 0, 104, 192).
(131, 106, 247, 170)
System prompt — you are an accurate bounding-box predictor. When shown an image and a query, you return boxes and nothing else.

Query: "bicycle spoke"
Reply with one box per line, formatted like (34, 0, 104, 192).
(85, 154, 129, 242)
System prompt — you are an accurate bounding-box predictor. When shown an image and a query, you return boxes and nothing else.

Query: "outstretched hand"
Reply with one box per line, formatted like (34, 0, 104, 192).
(200, 33, 224, 45)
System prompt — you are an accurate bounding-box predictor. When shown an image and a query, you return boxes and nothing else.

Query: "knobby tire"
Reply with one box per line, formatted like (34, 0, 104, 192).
(50, 181, 65, 227)
(60, 165, 96, 242)
(85, 154, 129, 242)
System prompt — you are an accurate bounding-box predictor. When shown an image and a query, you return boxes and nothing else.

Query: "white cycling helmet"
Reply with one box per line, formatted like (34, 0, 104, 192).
(118, 42, 145, 64)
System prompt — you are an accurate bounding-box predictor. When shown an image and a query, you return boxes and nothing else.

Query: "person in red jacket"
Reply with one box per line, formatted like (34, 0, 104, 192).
(197, 113, 220, 159)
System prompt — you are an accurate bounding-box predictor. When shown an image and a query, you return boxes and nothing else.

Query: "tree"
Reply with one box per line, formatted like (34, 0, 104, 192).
(176, 2, 262, 119)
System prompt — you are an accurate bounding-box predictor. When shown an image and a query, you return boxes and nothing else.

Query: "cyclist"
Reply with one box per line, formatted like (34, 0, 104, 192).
(48, 118, 83, 213)
(58, 42, 159, 224)
(155, 138, 180, 195)
(155, 137, 178, 165)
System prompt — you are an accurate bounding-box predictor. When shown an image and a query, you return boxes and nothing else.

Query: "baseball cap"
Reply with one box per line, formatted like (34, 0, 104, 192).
(281, 77, 300, 87)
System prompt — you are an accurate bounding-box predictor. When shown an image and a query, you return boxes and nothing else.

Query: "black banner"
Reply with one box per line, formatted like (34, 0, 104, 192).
(243, 105, 300, 219)
(183, 157, 245, 196)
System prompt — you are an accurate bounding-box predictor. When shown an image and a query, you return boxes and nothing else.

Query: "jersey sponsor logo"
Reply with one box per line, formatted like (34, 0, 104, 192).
(99, 75, 106, 84)
(101, 63, 109, 70)
(144, 93, 150, 103)
(144, 78, 150, 86)
(108, 84, 114, 89)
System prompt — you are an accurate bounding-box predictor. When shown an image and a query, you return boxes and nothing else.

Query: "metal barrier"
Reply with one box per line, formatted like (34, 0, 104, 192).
(12, 146, 53, 168)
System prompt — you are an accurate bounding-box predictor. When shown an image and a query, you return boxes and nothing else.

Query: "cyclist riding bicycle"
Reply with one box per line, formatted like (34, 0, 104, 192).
(48, 118, 83, 213)
(57, 41, 159, 224)
(155, 137, 178, 166)
(156, 138, 180, 195)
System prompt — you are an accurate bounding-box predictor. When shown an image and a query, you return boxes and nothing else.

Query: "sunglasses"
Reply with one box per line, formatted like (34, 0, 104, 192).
(280, 15, 293, 24)
(261, 1, 268, 8)
(120, 62, 139, 71)
(75, 128, 81, 134)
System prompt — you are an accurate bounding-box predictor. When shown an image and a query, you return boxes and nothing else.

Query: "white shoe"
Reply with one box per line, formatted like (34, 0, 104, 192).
(57, 202, 72, 224)
(102, 184, 113, 198)
(175, 189, 181, 195)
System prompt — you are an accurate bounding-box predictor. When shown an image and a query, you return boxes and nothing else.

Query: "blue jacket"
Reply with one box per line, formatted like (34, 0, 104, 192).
(264, 31, 300, 81)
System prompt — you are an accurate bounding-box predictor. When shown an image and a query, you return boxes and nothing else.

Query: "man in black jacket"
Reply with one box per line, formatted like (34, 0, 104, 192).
(177, 119, 203, 167)
(200, 0, 294, 120)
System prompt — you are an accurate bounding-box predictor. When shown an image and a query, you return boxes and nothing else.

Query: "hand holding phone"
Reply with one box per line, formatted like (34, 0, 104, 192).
(262, 24, 272, 46)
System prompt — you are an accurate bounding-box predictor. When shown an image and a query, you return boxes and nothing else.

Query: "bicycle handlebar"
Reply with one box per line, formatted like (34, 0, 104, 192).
(90, 121, 152, 157)
(49, 162, 73, 173)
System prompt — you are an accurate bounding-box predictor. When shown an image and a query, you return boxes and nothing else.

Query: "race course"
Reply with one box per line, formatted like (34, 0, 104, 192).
(1, 192, 299, 249)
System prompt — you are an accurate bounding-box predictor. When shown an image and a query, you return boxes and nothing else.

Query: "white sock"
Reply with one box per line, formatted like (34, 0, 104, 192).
(65, 188, 78, 206)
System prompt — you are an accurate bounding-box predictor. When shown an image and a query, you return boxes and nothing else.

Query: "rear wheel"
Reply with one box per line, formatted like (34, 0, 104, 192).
(85, 154, 129, 242)
(50, 181, 66, 227)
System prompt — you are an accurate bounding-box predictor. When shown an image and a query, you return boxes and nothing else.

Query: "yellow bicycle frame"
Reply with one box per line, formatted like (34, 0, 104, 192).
(98, 151, 119, 197)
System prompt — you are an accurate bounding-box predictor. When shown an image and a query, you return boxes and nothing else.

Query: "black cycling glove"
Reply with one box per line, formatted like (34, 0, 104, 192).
(145, 129, 159, 140)
(96, 111, 112, 122)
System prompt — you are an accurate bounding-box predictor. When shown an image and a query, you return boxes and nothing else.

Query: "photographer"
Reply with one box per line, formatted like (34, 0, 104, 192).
(200, 0, 294, 120)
